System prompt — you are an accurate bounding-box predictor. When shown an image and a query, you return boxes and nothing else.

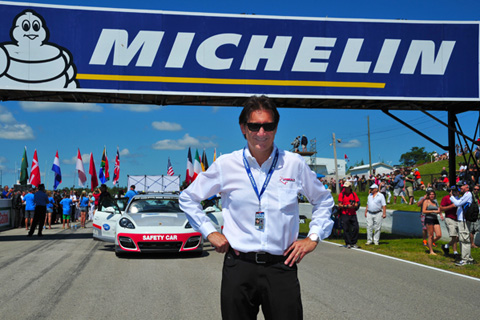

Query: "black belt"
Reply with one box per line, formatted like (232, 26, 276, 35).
(368, 210, 381, 214)
(233, 249, 287, 264)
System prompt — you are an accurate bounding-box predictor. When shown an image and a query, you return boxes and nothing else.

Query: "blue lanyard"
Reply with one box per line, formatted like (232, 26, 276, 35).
(243, 148, 279, 210)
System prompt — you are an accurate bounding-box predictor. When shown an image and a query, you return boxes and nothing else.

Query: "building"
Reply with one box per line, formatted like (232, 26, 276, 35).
(302, 156, 346, 177)
(348, 162, 394, 177)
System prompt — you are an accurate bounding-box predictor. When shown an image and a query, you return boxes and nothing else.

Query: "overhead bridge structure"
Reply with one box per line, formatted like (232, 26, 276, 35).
(0, 1, 480, 183)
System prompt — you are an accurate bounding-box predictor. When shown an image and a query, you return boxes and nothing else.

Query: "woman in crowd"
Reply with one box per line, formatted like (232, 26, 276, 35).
(78, 190, 89, 228)
(44, 190, 54, 229)
(421, 190, 444, 255)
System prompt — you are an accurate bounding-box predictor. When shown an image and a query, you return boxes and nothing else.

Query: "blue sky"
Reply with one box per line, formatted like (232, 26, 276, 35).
(0, 0, 479, 189)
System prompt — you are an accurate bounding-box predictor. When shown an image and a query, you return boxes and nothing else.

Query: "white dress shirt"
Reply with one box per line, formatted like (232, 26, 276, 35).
(366, 192, 386, 213)
(179, 145, 334, 255)
(450, 191, 472, 221)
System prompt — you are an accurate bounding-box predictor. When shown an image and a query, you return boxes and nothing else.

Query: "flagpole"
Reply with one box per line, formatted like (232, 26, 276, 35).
(45, 160, 48, 190)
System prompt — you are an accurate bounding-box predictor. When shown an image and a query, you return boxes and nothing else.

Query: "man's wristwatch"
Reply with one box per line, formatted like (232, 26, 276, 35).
(308, 233, 319, 243)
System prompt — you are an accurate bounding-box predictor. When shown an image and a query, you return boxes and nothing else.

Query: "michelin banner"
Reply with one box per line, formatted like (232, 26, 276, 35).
(0, 1, 478, 100)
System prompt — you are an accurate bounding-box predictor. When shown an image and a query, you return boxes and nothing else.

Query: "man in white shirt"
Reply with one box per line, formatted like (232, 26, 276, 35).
(449, 183, 475, 266)
(180, 96, 334, 320)
(365, 183, 386, 245)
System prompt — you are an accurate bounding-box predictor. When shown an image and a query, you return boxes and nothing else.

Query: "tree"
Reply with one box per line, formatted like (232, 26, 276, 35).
(399, 147, 428, 167)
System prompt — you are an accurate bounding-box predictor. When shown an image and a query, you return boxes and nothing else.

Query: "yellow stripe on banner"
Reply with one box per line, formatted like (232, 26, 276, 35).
(76, 73, 386, 89)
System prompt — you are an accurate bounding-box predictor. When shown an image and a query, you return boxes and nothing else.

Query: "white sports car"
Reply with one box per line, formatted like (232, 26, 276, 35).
(93, 193, 223, 256)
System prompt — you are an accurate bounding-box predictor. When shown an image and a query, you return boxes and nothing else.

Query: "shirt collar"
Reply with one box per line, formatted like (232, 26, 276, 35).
(244, 144, 278, 166)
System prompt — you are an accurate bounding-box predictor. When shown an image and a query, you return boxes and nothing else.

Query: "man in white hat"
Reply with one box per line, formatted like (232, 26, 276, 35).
(365, 183, 387, 245)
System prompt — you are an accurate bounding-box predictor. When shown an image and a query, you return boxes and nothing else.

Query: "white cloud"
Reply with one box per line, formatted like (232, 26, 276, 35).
(110, 104, 163, 112)
(19, 101, 103, 112)
(119, 148, 130, 156)
(341, 139, 362, 148)
(63, 153, 90, 165)
(0, 123, 34, 140)
(0, 105, 16, 123)
(152, 121, 183, 131)
(0, 105, 35, 140)
(152, 133, 216, 150)
(0, 156, 6, 170)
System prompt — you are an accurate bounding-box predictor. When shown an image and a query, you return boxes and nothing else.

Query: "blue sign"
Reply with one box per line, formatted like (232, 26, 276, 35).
(0, 2, 478, 100)
(103, 224, 110, 231)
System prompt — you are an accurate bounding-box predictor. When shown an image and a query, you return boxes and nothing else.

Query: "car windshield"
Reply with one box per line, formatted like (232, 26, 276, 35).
(127, 198, 182, 214)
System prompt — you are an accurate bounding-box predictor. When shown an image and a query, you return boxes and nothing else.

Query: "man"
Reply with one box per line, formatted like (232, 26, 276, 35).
(364, 183, 386, 245)
(470, 185, 480, 249)
(2, 185, 12, 198)
(338, 181, 359, 248)
(404, 169, 415, 205)
(28, 184, 48, 237)
(440, 187, 459, 257)
(392, 170, 406, 204)
(440, 167, 448, 177)
(23, 188, 35, 231)
(301, 134, 308, 152)
(449, 182, 475, 266)
(124, 185, 138, 202)
(12, 190, 23, 228)
(179, 96, 333, 320)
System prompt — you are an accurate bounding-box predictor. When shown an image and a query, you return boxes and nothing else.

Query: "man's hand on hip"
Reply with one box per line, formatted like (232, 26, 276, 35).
(284, 238, 318, 267)
(207, 232, 230, 253)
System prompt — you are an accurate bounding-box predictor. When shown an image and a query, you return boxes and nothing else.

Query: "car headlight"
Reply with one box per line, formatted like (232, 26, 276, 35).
(119, 218, 135, 229)
(185, 221, 192, 229)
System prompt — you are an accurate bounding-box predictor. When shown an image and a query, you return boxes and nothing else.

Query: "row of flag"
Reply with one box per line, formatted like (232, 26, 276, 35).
(19, 146, 121, 191)
(185, 148, 216, 185)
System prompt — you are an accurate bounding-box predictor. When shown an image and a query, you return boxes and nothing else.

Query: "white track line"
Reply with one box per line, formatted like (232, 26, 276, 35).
(323, 240, 480, 282)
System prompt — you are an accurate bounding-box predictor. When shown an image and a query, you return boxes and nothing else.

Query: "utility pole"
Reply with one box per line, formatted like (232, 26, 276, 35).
(368, 116, 372, 176)
(332, 133, 340, 194)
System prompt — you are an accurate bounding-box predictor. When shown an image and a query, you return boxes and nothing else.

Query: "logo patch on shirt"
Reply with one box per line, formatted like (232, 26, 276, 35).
(280, 177, 295, 185)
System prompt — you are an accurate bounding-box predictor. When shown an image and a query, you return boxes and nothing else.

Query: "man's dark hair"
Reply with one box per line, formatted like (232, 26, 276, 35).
(130, 185, 135, 189)
(238, 96, 280, 126)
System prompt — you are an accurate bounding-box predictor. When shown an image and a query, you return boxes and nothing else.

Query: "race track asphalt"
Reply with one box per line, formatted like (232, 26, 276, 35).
(0, 223, 477, 320)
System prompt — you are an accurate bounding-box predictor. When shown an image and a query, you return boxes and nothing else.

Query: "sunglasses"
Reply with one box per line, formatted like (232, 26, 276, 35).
(246, 122, 276, 132)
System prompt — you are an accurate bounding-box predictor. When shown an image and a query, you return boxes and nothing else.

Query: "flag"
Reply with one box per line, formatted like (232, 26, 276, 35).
(193, 149, 202, 181)
(51, 150, 62, 190)
(99, 147, 109, 184)
(19, 147, 29, 185)
(213, 148, 217, 163)
(201, 149, 209, 172)
(29, 149, 41, 187)
(89, 152, 99, 191)
(112, 147, 120, 185)
(186, 147, 194, 184)
(167, 158, 174, 176)
(76, 149, 87, 187)
(344, 154, 350, 162)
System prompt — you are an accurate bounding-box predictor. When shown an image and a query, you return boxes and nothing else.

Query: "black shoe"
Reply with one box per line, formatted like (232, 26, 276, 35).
(38, 233, 43, 237)
(27, 233, 33, 237)
(441, 245, 449, 256)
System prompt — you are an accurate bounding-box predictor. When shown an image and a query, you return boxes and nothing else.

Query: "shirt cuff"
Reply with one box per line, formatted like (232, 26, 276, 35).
(199, 223, 218, 239)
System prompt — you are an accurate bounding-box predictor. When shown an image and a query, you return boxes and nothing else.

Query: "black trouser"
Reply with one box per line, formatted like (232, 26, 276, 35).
(341, 214, 359, 245)
(221, 250, 302, 320)
(29, 205, 46, 236)
(14, 208, 22, 228)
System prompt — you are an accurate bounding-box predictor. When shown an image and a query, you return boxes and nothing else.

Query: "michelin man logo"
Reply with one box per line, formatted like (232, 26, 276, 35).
(0, 9, 78, 89)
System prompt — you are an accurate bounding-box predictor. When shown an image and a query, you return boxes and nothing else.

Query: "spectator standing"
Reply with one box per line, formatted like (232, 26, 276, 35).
(360, 175, 367, 192)
(338, 181, 359, 248)
(449, 182, 475, 266)
(393, 171, 406, 204)
(414, 168, 422, 189)
(45, 191, 54, 229)
(365, 184, 386, 245)
(421, 190, 443, 255)
(69, 190, 77, 222)
(301, 134, 308, 152)
(78, 190, 89, 228)
(440, 187, 459, 257)
(440, 167, 448, 177)
(125, 185, 138, 202)
(60, 193, 73, 229)
(405, 169, 415, 205)
(291, 136, 300, 152)
(88, 192, 95, 221)
(23, 188, 35, 231)
(2, 185, 12, 198)
(417, 191, 429, 247)
(28, 184, 48, 237)
(179, 96, 333, 320)
(12, 190, 23, 228)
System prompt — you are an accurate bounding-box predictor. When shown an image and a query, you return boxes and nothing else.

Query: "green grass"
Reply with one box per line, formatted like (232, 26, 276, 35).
(300, 221, 480, 278)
